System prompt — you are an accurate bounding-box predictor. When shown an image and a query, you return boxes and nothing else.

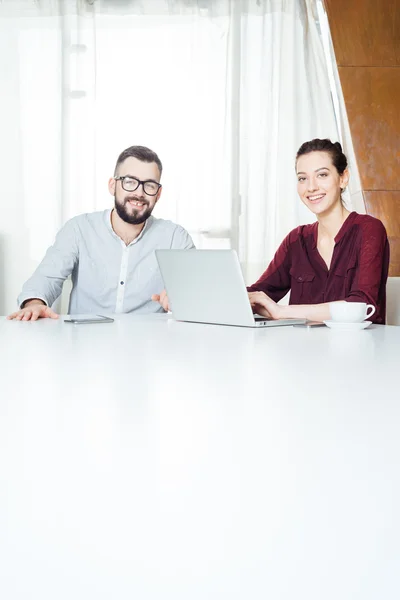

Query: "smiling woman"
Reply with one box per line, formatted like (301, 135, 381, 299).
(247, 139, 390, 324)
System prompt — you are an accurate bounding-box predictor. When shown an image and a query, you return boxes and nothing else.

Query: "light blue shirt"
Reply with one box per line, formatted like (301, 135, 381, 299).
(18, 209, 194, 314)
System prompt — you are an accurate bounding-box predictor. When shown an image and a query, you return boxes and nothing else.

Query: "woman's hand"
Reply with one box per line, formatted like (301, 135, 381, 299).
(248, 291, 283, 320)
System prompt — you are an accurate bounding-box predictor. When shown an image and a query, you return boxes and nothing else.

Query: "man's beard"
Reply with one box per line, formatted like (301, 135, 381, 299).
(114, 195, 153, 225)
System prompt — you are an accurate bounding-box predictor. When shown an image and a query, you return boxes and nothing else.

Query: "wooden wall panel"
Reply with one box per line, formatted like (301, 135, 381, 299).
(364, 192, 400, 235)
(363, 192, 400, 277)
(338, 67, 400, 190)
(385, 238, 400, 277)
(324, 0, 400, 66)
(395, 1, 400, 65)
(325, 0, 400, 275)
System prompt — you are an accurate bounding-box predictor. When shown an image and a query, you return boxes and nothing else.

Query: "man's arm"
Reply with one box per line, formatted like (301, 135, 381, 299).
(20, 298, 46, 309)
(11, 218, 79, 319)
(170, 225, 195, 250)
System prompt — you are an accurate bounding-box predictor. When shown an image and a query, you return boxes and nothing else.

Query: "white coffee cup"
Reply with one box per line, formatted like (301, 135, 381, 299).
(329, 302, 376, 323)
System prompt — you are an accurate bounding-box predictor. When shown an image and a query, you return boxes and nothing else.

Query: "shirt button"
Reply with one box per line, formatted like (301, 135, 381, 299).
(120, 281, 124, 285)
(298, 276, 303, 282)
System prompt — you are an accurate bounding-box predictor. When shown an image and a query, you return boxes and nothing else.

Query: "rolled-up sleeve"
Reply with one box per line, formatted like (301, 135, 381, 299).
(17, 218, 79, 309)
(345, 219, 389, 323)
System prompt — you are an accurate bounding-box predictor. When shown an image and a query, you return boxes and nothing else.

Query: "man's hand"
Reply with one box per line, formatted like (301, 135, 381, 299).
(248, 291, 283, 320)
(7, 300, 59, 321)
(151, 290, 171, 312)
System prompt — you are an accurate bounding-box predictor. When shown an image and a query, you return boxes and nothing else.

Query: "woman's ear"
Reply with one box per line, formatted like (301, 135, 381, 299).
(340, 168, 349, 191)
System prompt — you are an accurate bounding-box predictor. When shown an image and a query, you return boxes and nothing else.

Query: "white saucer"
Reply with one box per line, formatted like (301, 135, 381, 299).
(323, 320, 372, 331)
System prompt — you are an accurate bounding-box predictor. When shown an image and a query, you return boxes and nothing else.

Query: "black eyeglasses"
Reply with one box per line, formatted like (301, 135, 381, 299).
(114, 175, 162, 196)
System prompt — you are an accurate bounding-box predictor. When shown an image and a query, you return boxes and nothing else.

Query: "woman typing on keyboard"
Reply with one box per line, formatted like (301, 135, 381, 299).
(247, 138, 389, 325)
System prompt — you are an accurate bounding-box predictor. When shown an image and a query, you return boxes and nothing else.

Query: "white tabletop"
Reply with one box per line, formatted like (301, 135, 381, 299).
(1, 314, 400, 600)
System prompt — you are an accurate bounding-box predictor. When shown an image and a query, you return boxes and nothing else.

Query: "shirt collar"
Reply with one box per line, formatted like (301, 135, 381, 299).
(105, 209, 154, 246)
(334, 211, 357, 244)
(311, 221, 319, 249)
(312, 211, 357, 248)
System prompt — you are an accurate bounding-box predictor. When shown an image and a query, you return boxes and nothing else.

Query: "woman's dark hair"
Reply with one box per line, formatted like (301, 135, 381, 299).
(296, 138, 348, 175)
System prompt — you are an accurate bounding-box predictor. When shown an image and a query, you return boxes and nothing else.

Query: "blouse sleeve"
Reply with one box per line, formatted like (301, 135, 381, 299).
(345, 218, 390, 310)
(247, 232, 292, 302)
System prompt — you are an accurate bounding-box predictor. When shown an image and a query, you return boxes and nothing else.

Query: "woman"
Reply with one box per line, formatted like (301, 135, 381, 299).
(247, 138, 389, 324)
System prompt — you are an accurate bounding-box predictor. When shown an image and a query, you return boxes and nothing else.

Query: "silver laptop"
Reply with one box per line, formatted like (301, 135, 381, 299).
(155, 249, 306, 328)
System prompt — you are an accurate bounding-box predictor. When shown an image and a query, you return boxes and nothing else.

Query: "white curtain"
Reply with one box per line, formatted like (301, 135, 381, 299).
(0, 0, 358, 314)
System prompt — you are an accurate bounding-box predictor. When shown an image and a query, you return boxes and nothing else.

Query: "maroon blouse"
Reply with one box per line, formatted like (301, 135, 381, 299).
(247, 212, 390, 324)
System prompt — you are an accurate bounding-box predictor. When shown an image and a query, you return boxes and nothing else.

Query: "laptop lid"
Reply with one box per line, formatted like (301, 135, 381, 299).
(155, 249, 261, 327)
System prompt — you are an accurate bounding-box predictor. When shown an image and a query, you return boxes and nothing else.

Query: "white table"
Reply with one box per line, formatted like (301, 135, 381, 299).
(1, 314, 400, 600)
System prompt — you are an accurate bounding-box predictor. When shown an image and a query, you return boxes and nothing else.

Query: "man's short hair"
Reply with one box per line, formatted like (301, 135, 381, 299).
(114, 146, 163, 178)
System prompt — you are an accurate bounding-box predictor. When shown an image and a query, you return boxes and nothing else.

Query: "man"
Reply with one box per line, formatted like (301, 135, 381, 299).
(8, 146, 194, 321)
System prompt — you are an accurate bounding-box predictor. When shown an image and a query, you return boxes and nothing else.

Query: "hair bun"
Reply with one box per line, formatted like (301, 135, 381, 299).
(296, 138, 348, 175)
